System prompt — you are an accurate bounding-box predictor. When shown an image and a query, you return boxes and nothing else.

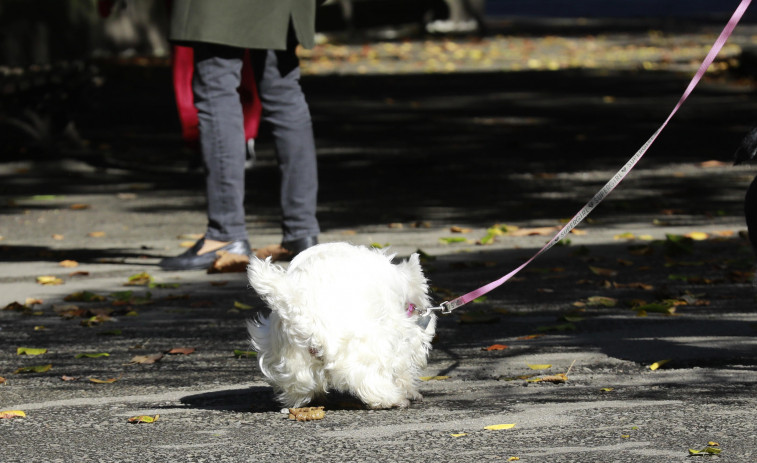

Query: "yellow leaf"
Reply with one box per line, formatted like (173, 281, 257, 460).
(527, 364, 552, 370)
(233, 301, 253, 310)
(614, 232, 635, 240)
(450, 433, 468, 437)
(508, 458, 520, 462)
(89, 377, 118, 384)
(649, 359, 671, 371)
(684, 232, 708, 241)
(128, 414, 159, 423)
(14, 364, 52, 374)
(125, 272, 153, 286)
(0, 410, 26, 419)
(600, 387, 614, 392)
(484, 423, 516, 430)
(36, 275, 64, 285)
(17, 347, 48, 356)
(58, 260, 79, 268)
(419, 376, 450, 381)
(87, 231, 106, 238)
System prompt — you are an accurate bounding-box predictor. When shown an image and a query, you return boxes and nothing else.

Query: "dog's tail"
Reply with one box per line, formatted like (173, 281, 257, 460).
(247, 256, 316, 346)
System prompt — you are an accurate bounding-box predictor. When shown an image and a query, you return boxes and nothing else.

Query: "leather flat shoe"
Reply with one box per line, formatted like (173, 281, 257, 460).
(159, 238, 251, 270)
(281, 235, 318, 257)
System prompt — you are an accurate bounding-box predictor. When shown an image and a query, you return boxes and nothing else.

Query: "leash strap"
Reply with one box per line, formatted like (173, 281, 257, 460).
(431, 0, 752, 315)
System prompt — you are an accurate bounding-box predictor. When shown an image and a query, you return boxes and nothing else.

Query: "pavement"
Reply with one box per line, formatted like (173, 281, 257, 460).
(2, 18, 757, 463)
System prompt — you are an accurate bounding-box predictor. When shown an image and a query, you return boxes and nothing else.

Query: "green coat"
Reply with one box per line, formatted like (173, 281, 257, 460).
(169, 0, 317, 50)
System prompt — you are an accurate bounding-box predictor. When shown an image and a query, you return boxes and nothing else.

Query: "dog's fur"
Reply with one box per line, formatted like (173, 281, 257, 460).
(247, 242, 436, 409)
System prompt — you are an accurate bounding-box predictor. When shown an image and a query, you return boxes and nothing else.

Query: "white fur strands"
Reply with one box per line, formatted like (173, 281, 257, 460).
(247, 242, 437, 409)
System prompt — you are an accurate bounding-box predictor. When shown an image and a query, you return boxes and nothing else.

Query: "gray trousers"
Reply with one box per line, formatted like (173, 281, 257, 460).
(192, 43, 319, 243)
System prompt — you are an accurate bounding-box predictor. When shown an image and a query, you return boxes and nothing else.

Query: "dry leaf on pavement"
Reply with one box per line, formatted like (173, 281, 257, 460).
(208, 250, 251, 273)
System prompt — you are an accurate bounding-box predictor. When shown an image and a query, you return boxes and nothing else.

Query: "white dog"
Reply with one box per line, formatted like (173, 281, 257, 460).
(247, 242, 437, 409)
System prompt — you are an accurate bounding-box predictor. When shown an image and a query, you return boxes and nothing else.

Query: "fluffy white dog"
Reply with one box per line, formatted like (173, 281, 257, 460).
(247, 242, 437, 409)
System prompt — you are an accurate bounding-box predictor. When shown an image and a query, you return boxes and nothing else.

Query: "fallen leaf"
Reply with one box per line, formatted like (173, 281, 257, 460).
(0, 410, 26, 419)
(17, 347, 47, 356)
(58, 260, 78, 268)
(61, 375, 77, 381)
(125, 272, 153, 286)
(419, 376, 450, 381)
(689, 447, 722, 455)
(128, 414, 159, 423)
(89, 377, 119, 384)
(233, 349, 257, 358)
(288, 407, 325, 421)
(506, 226, 556, 237)
(527, 364, 552, 370)
(517, 334, 544, 340)
(209, 250, 250, 273)
(600, 387, 614, 392)
(614, 232, 636, 240)
(87, 231, 106, 238)
(699, 160, 727, 168)
(483, 344, 509, 351)
(439, 237, 470, 244)
(0, 376, 5, 385)
(75, 352, 110, 359)
(36, 275, 64, 285)
(254, 244, 292, 262)
(233, 301, 253, 310)
(532, 373, 568, 383)
(52, 234, 64, 240)
(649, 359, 671, 371)
(64, 291, 106, 302)
(589, 266, 618, 277)
(484, 423, 516, 431)
(508, 458, 520, 462)
(450, 226, 472, 233)
(129, 353, 164, 364)
(450, 433, 468, 438)
(70, 203, 91, 210)
(14, 364, 52, 374)
(25, 298, 43, 306)
(167, 347, 195, 355)
(684, 232, 709, 241)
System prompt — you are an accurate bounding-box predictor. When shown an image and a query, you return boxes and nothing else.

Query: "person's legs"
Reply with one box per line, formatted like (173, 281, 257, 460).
(159, 43, 252, 270)
(192, 43, 249, 244)
(252, 47, 320, 246)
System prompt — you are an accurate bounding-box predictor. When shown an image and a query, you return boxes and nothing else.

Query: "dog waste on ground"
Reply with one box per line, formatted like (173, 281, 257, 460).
(288, 406, 325, 422)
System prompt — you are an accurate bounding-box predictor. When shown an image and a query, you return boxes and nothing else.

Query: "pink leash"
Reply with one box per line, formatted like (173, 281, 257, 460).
(428, 0, 753, 315)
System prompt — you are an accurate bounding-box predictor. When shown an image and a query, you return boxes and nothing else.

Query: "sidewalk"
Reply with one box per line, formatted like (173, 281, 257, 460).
(2, 20, 757, 462)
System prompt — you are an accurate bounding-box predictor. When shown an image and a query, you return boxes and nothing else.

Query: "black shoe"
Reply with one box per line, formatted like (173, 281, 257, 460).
(281, 235, 318, 258)
(159, 238, 251, 270)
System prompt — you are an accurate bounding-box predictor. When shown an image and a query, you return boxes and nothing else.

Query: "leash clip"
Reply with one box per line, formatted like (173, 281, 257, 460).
(421, 300, 454, 316)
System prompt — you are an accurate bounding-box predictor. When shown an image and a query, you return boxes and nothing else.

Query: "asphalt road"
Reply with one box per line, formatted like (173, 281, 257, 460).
(2, 19, 757, 463)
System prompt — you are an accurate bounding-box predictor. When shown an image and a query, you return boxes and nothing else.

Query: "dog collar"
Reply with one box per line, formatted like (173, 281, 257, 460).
(406, 303, 416, 317)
